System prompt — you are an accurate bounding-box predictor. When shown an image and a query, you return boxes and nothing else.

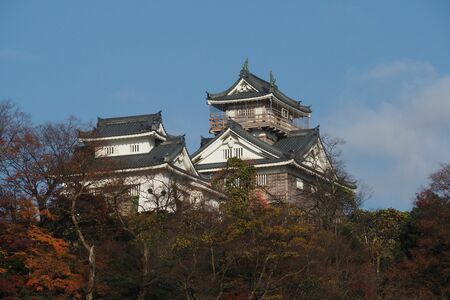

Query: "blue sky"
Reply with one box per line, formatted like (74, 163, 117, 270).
(1, 1, 449, 210)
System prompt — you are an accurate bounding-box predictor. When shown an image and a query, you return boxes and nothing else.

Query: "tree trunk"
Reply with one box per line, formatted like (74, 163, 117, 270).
(71, 194, 96, 300)
(138, 242, 150, 300)
(376, 255, 380, 273)
(86, 245, 95, 300)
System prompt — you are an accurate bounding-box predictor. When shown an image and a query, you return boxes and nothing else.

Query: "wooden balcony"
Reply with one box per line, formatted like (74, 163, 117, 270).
(210, 111, 301, 135)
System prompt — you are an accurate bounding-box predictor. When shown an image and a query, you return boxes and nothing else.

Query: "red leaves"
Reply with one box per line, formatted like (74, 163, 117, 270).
(0, 221, 83, 298)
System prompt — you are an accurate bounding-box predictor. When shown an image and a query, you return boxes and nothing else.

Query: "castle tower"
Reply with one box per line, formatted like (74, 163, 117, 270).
(206, 60, 311, 144)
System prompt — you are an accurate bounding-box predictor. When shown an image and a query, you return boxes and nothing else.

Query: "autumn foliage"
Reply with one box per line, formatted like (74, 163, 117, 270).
(0, 199, 83, 299)
(1, 101, 449, 299)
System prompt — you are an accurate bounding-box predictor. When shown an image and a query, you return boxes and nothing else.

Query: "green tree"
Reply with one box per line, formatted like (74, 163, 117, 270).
(351, 208, 409, 273)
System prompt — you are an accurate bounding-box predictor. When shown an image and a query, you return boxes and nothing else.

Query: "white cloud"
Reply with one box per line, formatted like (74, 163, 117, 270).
(326, 60, 450, 210)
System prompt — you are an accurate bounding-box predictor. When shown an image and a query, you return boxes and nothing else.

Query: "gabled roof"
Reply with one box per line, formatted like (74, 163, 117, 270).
(79, 112, 163, 139)
(192, 120, 285, 160)
(192, 121, 320, 166)
(273, 127, 320, 161)
(200, 136, 214, 148)
(206, 67, 311, 114)
(92, 135, 185, 171)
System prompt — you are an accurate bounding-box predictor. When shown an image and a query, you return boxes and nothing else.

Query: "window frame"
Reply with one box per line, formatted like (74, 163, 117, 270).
(105, 146, 114, 155)
(256, 174, 268, 186)
(296, 178, 304, 190)
(130, 144, 140, 153)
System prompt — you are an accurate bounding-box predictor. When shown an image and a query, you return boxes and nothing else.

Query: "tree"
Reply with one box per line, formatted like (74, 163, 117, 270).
(296, 135, 359, 230)
(60, 142, 129, 300)
(351, 208, 409, 273)
(382, 164, 450, 299)
(0, 102, 81, 222)
(0, 195, 83, 299)
(108, 170, 210, 300)
(166, 158, 377, 299)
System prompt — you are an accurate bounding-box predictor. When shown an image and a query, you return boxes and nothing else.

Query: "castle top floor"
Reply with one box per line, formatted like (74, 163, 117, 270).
(206, 61, 311, 138)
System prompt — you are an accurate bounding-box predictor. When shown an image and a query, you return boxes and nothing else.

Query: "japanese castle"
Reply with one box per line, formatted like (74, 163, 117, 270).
(80, 61, 345, 209)
(192, 61, 334, 202)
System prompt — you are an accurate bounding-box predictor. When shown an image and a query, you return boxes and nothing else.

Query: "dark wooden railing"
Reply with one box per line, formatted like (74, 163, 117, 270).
(210, 111, 301, 134)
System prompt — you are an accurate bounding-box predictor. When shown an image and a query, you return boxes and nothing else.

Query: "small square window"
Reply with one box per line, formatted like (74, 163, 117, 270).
(296, 178, 304, 190)
(234, 147, 243, 158)
(281, 108, 289, 118)
(256, 174, 267, 186)
(129, 184, 140, 196)
(130, 144, 140, 153)
(223, 148, 232, 159)
(105, 146, 114, 155)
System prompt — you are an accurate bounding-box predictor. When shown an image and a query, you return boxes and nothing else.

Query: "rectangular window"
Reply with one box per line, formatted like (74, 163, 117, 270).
(224, 147, 243, 160)
(256, 174, 267, 186)
(129, 184, 140, 197)
(237, 108, 254, 117)
(234, 178, 240, 187)
(105, 146, 114, 155)
(130, 144, 140, 153)
(129, 184, 140, 212)
(281, 108, 289, 119)
(296, 178, 304, 190)
(234, 147, 243, 158)
(223, 148, 232, 160)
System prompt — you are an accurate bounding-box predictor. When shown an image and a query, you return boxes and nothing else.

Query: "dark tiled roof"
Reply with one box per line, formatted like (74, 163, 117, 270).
(207, 71, 311, 114)
(273, 127, 320, 162)
(200, 136, 213, 148)
(80, 113, 163, 138)
(191, 120, 285, 159)
(208, 91, 270, 101)
(195, 158, 291, 171)
(192, 122, 320, 166)
(93, 136, 184, 171)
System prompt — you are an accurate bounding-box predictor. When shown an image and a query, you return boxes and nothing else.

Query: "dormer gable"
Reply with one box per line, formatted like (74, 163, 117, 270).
(192, 123, 283, 166)
(227, 78, 259, 95)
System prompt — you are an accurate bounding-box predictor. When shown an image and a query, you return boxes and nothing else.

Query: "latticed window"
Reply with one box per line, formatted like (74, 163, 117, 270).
(236, 108, 254, 117)
(223, 149, 232, 159)
(105, 146, 114, 155)
(129, 184, 140, 212)
(224, 147, 243, 159)
(281, 108, 289, 119)
(129, 184, 140, 196)
(234, 147, 243, 158)
(130, 144, 139, 153)
(296, 178, 304, 190)
(256, 174, 267, 186)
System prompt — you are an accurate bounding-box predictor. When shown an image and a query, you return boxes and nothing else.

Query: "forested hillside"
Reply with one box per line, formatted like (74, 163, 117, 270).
(1, 100, 449, 299)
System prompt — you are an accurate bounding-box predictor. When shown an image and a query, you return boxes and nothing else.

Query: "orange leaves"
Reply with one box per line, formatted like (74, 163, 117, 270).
(23, 225, 83, 296)
(15, 198, 39, 222)
(0, 221, 83, 298)
(27, 225, 68, 255)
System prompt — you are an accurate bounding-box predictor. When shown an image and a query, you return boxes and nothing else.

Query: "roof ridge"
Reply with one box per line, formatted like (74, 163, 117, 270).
(286, 126, 319, 137)
(164, 134, 185, 144)
(97, 112, 162, 126)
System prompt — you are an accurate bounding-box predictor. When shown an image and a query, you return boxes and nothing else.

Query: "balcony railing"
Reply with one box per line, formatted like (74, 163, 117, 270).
(210, 111, 303, 134)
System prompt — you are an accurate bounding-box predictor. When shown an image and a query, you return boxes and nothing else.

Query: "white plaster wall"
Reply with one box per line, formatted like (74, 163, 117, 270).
(227, 110, 235, 118)
(95, 136, 155, 157)
(87, 171, 218, 213)
(173, 151, 195, 174)
(255, 106, 266, 115)
(303, 142, 330, 172)
(197, 134, 268, 165)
